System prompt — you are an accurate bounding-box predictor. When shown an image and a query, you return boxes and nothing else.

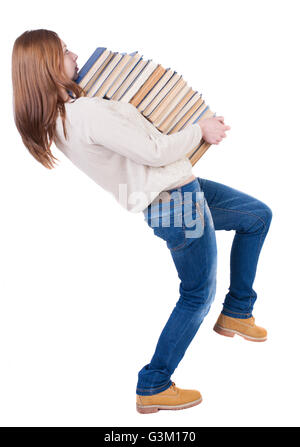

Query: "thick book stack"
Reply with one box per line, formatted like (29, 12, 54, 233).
(75, 48, 216, 166)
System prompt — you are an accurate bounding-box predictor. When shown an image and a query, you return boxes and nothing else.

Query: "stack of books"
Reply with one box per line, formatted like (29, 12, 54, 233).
(75, 47, 216, 166)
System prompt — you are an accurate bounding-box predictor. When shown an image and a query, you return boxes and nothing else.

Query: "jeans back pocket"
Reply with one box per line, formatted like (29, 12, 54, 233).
(183, 190, 205, 240)
(144, 190, 205, 251)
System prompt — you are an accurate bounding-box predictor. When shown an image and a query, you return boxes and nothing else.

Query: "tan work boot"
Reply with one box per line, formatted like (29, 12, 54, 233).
(136, 381, 202, 414)
(213, 313, 267, 342)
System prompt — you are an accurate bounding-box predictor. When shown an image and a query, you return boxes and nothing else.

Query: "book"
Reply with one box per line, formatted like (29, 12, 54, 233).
(75, 48, 216, 166)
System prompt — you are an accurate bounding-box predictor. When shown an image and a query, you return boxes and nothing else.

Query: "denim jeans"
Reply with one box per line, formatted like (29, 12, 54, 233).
(136, 177, 272, 396)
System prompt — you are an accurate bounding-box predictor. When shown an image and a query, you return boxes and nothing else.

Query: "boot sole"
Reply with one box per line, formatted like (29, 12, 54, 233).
(213, 324, 267, 342)
(136, 397, 202, 414)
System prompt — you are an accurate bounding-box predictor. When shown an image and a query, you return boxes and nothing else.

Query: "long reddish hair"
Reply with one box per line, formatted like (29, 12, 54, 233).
(12, 29, 86, 169)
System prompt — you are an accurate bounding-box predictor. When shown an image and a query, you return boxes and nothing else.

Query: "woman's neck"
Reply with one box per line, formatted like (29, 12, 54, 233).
(60, 87, 73, 103)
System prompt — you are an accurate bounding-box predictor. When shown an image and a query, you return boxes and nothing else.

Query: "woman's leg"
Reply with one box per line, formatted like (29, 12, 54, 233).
(136, 179, 217, 396)
(198, 177, 272, 319)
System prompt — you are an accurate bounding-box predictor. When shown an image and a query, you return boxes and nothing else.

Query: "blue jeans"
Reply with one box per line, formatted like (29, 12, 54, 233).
(136, 177, 272, 396)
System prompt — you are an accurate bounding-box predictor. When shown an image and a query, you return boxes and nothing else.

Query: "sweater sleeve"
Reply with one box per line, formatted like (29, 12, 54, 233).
(86, 98, 202, 167)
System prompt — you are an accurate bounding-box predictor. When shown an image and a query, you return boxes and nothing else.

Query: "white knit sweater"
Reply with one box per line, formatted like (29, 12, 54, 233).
(54, 96, 202, 213)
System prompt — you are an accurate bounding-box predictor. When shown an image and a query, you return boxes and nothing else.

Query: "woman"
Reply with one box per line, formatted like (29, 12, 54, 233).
(12, 29, 272, 414)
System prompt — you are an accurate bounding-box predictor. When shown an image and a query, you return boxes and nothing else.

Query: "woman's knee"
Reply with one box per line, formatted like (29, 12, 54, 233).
(260, 202, 273, 231)
(178, 267, 216, 313)
(244, 200, 273, 234)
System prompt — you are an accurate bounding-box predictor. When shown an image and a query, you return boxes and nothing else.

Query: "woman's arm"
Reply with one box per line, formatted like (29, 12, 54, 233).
(86, 98, 202, 167)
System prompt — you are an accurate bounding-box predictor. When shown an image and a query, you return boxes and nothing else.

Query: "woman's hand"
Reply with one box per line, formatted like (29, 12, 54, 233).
(198, 116, 231, 145)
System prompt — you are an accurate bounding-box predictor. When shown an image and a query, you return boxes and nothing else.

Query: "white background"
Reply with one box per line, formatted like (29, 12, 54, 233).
(1, 0, 299, 427)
